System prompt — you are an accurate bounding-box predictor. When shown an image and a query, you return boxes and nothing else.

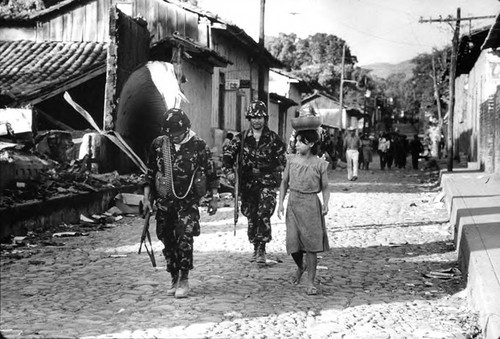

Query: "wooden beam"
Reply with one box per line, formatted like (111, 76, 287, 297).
(34, 107, 75, 131)
(22, 66, 106, 106)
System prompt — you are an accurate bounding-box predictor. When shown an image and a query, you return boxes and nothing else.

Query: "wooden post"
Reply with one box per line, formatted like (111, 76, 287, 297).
(447, 8, 460, 171)
(258, 0, 266, 102)
(339, 44, 346, 129)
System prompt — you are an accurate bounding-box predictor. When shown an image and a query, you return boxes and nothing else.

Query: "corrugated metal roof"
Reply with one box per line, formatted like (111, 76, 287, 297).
(0, 40, 107, 106)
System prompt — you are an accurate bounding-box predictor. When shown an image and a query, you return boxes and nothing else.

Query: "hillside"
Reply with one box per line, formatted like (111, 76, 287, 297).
(361, 60, 415, 80)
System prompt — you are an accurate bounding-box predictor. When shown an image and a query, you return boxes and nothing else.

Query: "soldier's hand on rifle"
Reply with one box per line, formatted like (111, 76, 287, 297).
(141, 186, 153, 217)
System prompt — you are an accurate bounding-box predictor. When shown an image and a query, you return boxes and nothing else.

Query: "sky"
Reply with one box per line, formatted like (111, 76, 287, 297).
(197, 0, 500, 66)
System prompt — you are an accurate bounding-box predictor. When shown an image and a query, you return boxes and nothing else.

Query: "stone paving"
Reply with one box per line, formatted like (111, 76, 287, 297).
(0, 164, 481, 339)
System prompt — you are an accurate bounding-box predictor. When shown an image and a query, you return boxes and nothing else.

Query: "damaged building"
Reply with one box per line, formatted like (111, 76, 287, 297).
(0, 0, 294, 240)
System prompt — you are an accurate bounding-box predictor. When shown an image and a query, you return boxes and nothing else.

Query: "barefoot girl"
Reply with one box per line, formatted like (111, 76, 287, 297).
(277, 129, 330, 295)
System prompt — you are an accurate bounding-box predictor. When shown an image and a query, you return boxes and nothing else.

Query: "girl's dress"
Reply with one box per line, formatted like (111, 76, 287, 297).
(285, 154, 330, 254)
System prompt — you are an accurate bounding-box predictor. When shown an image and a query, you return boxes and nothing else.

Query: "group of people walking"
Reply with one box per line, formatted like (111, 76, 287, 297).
(140, 101, 426, 298)
(142, 100, 329, 298)
(377, 132, 424, 171)
(341, 130, 425, 181)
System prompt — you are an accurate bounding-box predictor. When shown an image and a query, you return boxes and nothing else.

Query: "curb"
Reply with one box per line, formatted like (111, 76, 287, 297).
(440, 171, 500, 339)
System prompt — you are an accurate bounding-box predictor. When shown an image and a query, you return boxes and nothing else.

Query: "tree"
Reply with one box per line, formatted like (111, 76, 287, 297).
(266, 32, 367, 107)
(0, 0, 45, 15)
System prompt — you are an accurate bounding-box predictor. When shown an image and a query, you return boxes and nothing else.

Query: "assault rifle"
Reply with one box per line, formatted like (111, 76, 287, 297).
(233, 159, 239, 236)
(138, 209, 156, 267)
(233, 130, 247, 236)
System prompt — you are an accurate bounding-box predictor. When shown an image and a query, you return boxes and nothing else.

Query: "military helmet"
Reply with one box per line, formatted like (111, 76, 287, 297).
(162, 108, 191, 134)
(245, 100, 268, 119)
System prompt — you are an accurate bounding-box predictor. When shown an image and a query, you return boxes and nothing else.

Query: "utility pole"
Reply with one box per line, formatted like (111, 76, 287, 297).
(339, 44, 345, 129)
(257, 0, 266, 102)
(420, 8, 470, 171)
(447, 8, 460, 171)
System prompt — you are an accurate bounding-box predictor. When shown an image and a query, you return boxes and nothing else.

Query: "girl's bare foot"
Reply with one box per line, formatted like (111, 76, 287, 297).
(291, 266, 306, 285)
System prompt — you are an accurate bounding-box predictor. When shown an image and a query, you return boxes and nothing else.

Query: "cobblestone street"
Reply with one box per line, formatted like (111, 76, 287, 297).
(1, 165, 480, 339)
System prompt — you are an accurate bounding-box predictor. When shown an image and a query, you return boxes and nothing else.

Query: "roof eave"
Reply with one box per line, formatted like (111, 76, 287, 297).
(269, 92, 298, 107)
(10, 64, 106, 107)
(481, 12, 500, 50)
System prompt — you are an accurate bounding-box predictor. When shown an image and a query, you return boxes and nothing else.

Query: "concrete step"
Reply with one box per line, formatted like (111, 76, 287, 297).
(440, 171, 500, 339)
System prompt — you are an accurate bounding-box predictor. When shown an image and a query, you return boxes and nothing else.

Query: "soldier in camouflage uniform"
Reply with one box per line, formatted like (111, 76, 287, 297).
(222, 100, 287, 264)
(142, 108, 219, 298)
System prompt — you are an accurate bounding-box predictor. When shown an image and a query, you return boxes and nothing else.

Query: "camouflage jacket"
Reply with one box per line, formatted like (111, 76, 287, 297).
(144, 134, 219, 203)
(222, 126, 286, 188)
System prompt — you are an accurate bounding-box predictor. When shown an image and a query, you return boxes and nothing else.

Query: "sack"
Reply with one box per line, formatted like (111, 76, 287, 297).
(193, 168, 207, 197)
(155, 172, 171, 198)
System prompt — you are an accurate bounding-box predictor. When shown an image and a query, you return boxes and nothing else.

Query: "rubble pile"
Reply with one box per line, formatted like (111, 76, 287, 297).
(0, 146, 144, 208)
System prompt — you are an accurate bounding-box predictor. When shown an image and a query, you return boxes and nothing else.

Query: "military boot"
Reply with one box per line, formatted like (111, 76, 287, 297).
(175, 270, 190, 298)
(250, 242, 259, 262)
(166, 271, 178, 296)
(256, 242, 266, 264)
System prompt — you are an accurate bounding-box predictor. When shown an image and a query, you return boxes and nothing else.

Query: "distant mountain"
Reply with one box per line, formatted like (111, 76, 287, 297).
(361, 60, 415, 80)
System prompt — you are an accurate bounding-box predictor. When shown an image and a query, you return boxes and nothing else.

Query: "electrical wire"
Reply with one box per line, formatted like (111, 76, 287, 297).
(334, 18, 437, 48)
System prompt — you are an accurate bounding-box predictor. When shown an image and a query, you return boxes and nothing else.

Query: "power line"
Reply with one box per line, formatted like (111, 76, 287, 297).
(419, 14, 495, 23)
(334, 19, 439, 48)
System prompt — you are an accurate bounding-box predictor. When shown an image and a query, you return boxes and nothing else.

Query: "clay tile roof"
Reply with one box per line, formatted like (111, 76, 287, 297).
(0, 40, 107, 106)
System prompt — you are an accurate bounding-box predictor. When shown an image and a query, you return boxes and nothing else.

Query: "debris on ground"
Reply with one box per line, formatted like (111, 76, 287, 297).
(422, 267, 462, 280)
(0, 213, 128, 259)
(0, 142, 143, 209)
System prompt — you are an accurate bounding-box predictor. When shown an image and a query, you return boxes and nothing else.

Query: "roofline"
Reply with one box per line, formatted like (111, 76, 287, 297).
(10, 64, 106, 107)
(269, 92, 298, 107)
(270, 68, 305, 83)
(1, 0, 284, 68)
(170, 0, 283, 68)
(482, 12, 500, 50)
(152, 32, 233, 67)
(301, 90, 340, 105)
(212, 25, 284, 68)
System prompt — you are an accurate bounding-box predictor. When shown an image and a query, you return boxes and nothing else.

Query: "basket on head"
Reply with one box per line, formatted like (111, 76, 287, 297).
(291, 115, 322, 131)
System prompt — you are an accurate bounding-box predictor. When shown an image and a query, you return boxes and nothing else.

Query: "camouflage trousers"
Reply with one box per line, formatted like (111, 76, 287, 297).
(241, 185, 277, 244)
(155, 199, 200, 273)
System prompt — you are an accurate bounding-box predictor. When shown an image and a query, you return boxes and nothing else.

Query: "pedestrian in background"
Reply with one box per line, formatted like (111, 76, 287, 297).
(393, 134, 407, 169)
(277, 129, 330, 296)
(386, 133, 394, 169)
(410, 134, 423, 170)
(361, 133, 373, 170)
(223, 100, 287, 264)
(343, 126, 361, 181)
(378, 133, 390, 170)
(142, 108, 219, 299)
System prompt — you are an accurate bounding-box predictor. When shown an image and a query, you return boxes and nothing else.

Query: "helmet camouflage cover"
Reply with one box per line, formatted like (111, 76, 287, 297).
(245, 100, 268, 119)
(162, 108, 191, 134)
